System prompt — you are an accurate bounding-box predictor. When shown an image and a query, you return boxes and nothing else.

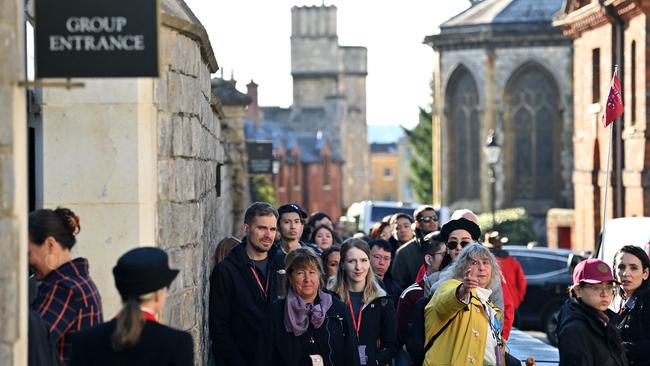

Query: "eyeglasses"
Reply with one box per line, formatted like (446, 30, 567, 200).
(371, 254, 391, 262)
(447, 241, 471, 250)
(581, 283, 616, 295)
(418, 216, 438, 223)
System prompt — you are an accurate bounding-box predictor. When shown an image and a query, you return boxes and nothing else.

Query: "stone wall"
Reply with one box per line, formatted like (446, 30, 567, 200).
(156, 2, 227, 364)
(0, 0, 28, 363)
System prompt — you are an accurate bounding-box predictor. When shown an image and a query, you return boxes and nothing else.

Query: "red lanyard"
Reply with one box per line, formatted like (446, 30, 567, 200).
(250, 267, 270, 297)
(347, 295, 363, 335)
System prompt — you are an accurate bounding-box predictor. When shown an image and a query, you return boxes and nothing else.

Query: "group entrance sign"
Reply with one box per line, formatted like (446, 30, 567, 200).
(35, 0, 159, 78)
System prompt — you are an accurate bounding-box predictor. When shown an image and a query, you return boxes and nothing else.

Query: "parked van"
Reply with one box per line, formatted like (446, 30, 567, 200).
(344, 201, 419, 236)
(597, 217, 650, 264)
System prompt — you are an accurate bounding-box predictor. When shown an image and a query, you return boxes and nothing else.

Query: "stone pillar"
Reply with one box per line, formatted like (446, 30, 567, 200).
(0, 0, 28, 364)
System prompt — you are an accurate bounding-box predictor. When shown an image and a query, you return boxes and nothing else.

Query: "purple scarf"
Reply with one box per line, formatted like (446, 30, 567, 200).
(284, 289, 333, 336)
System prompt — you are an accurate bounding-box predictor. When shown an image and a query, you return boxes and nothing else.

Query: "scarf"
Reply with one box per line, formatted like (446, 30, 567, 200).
(285, 289, 333, 336)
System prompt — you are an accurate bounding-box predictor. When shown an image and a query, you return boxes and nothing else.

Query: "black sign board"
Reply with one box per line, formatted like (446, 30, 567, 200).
(35, 0, 159, 78)
(246, 141, 274, 174)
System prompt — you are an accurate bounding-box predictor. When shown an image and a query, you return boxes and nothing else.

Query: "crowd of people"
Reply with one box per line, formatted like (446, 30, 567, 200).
(25, 202, 650, 366)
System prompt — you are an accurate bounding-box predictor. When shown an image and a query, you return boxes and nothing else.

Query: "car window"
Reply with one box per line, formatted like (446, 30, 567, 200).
(512, 254, 566, 275)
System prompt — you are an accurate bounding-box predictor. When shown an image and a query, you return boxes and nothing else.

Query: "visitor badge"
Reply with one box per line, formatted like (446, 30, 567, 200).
(309, 354, 324, 366)
(358, 345, 368, 365)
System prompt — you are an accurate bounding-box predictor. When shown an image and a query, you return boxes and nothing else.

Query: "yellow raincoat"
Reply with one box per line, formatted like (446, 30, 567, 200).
(423, 279, 505, 366)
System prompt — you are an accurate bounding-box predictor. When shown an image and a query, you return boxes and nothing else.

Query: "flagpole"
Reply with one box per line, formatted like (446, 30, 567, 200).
(600, 64, 619, 249)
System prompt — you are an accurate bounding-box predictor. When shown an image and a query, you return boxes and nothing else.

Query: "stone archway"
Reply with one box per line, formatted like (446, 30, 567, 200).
(445, 65, 480, 204)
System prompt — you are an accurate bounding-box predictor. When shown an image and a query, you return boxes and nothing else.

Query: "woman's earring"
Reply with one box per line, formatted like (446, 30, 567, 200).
(44, 253, 59, 270)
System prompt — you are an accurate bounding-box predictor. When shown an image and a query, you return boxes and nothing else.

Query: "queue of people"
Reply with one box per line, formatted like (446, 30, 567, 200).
(27, 201, 650, 366)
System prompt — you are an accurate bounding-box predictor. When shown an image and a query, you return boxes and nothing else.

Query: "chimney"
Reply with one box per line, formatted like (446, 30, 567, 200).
(246, 80, 261, 128)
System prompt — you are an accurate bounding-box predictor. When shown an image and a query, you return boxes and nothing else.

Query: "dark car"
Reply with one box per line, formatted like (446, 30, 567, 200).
(504, 245, 587, 345)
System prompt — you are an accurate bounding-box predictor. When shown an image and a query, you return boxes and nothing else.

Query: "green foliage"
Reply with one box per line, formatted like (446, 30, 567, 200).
(402, 107, 433, 203)
(250, 175, 279, 206)
(477, 207, 536, 244)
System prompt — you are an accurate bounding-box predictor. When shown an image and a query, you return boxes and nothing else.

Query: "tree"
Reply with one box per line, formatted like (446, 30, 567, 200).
(250, 175, 279, 206)
(402, 107, 433, 203)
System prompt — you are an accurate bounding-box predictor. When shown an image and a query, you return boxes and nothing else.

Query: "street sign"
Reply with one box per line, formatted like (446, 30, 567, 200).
(35, 0, 159, 78)
(246, 141, 274, 174)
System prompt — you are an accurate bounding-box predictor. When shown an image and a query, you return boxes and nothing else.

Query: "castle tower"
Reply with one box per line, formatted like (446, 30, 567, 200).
(290, 5, 370, 208)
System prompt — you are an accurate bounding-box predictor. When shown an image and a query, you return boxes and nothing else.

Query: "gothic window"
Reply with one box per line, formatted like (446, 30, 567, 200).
(447, 67, 480, 201)
(507, 65, 559, 200)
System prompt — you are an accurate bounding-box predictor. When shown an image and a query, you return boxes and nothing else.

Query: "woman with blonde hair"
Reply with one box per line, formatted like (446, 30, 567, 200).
(328, 238, 397, 366)
(423, 243, 505, 366)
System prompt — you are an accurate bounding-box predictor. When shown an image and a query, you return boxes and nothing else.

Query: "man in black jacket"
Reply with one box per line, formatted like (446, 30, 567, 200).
(209, 202, 282, 366)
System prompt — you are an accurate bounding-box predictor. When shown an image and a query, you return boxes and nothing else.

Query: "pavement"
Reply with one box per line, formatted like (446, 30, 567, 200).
(507, 329, 559, 365)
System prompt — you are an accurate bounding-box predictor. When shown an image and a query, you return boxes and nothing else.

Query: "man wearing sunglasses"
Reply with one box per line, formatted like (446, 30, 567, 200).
(391, 206, 440, 292)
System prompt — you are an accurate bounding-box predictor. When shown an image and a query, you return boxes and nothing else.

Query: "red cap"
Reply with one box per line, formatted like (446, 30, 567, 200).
(572, 258, 617, 285)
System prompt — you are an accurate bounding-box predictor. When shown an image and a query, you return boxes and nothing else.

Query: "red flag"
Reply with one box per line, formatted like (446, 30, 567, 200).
(602, 72, 624, 127)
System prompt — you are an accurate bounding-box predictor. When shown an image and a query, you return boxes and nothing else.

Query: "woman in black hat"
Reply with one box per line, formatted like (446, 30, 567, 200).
(69, 247, 193, 366)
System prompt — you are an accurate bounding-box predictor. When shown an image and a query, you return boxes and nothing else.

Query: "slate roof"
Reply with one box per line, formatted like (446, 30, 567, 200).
(441, 0, 563, 29)
(210, 78, 251, 106)
(370, 142, 398, 154)
(244, 119, 343, 163)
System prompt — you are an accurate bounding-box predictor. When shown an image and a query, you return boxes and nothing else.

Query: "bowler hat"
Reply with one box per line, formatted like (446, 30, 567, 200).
(113, 247, 179, 300)
(440, 218, 481, 242)
(572, 258, 618, 285)
(277, 203, 307, 220)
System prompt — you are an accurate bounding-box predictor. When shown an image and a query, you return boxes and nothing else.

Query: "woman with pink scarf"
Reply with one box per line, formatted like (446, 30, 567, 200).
(268, 248, 359, 366)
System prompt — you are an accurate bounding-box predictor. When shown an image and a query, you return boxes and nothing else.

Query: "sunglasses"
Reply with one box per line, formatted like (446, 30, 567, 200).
(418, 216, 438, 223)
(447, 241, 471, 250)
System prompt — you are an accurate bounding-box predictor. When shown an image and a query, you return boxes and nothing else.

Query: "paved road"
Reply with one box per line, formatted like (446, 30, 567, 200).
(508, 329, 559, 365)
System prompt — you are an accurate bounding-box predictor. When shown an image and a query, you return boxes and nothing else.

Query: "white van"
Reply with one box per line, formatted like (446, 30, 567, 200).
(344, 201, 450, 236)
(597, 217, 650, 264)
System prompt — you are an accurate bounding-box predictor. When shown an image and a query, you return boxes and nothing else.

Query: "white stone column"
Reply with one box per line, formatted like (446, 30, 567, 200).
(0, 0, 28, 364)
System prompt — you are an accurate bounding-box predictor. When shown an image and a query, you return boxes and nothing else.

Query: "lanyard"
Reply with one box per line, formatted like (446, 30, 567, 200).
(250, 267, 270, 298)
(347, 295, 363, 336)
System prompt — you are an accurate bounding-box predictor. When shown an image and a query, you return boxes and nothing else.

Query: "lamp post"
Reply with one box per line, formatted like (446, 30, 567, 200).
(484, 129, 501, 228)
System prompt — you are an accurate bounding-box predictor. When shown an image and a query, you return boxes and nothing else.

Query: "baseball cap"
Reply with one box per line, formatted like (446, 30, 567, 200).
(572, 258, 618, 285)
(277, 203, 307, 220)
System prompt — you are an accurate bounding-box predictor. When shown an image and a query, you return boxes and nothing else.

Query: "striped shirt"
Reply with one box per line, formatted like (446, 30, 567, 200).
(31, 257, 103, 365)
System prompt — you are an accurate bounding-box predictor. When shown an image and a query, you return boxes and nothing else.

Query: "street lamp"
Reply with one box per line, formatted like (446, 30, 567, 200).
(484, 129, 501, 228)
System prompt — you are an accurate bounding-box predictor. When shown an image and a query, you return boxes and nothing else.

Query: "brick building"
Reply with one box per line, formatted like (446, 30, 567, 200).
(245, 82, 344, 219)
(555, 0, 650, 251)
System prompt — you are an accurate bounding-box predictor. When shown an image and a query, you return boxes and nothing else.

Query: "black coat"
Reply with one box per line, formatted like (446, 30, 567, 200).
(557, 299, 627, 366)
(617, 287, 650, 366)
(209, 243, 283, 366)
(354, 294, 398, 366)
(269, 296, 360, 366)
(405, 295, 429, 366)
(391, 236, 424, 292)
(69, 319, 193, 366)
(29, 310, 60, 366)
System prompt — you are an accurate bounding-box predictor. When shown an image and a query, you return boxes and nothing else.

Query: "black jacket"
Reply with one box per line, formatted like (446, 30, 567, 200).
(391, 235, 424, 292)
(406, 295, 429, 366)
(209, 243, 283, 366)
(557, 299, 627, 366)
(617, 287, 650, 366)
(354, 293, 398, 366)
(29, 310, 60, 366)
(269, 296, 360, 366)
(69, 319, 193, 366)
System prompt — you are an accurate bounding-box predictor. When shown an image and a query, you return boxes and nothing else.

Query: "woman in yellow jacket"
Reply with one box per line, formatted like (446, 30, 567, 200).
(423, 243, 505, 366)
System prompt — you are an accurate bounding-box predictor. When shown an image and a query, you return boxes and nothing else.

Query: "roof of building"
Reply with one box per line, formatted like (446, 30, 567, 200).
(370, 142, 398, 154)
(244, 119, 343, 163)
(441, 0, 563, 29)
(210, 78, 251, 106)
